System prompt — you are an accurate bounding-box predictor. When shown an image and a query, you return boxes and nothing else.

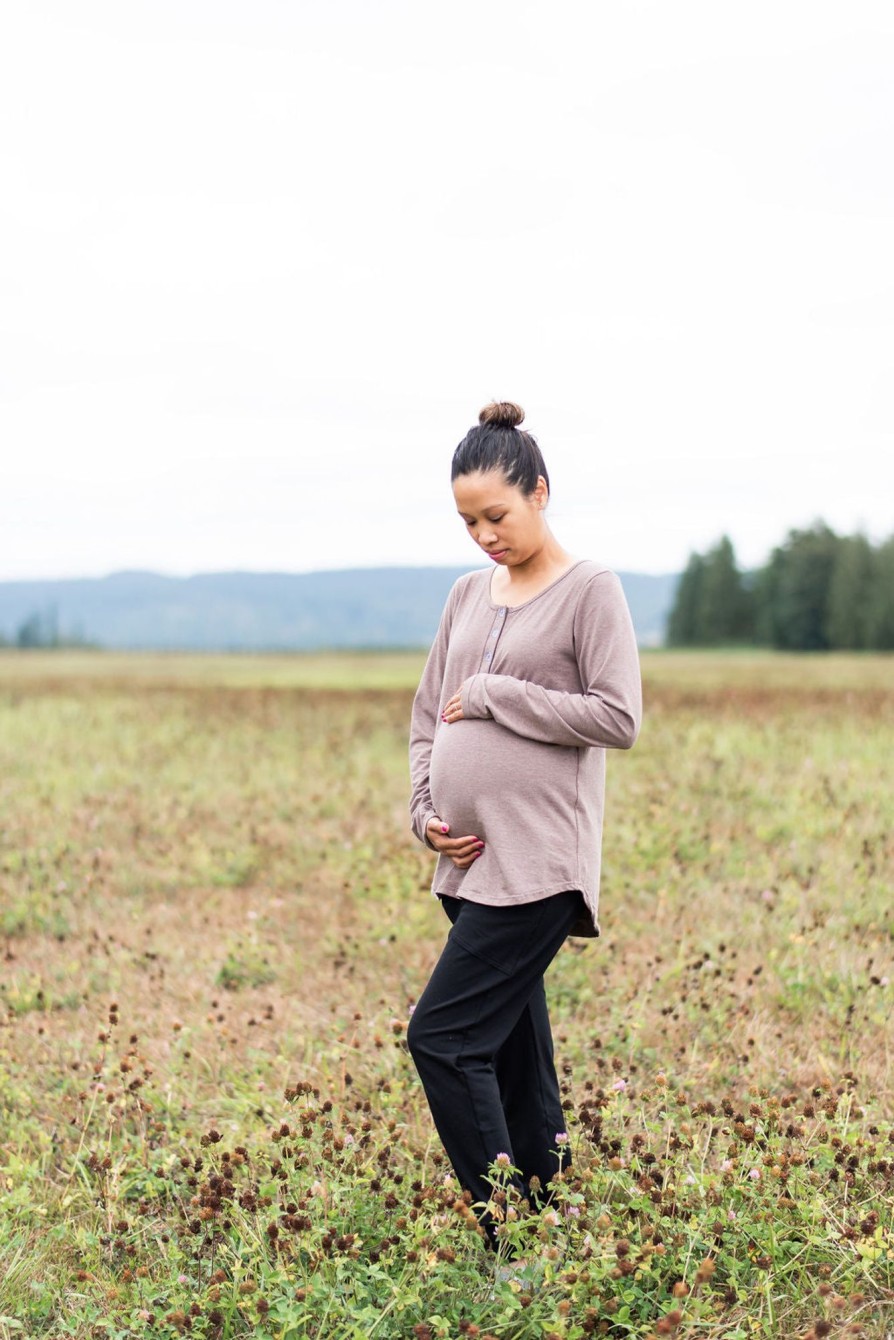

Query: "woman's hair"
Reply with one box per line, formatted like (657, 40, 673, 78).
(451, 401, 550, 497)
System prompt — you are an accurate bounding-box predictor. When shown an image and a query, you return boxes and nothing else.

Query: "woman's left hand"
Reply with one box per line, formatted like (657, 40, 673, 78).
(441, 688, 465, 723)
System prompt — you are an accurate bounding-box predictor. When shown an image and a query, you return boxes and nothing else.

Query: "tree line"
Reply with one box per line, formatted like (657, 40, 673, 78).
(0, 607, 93, 649)
(667, 523, 894, 650)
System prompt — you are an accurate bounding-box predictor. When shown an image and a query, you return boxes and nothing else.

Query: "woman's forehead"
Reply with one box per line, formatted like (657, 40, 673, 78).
(452, 469, 515, 509)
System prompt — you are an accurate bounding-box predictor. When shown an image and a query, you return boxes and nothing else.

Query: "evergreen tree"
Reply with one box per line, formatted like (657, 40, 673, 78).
(752, 547, 784, 646)
(866, 535, 894, 650)
(15, 606, 60, 648)
(666, 552, 705, 645)
(16, 612, 45, 648)
(697, 536, 752, 644)
(825, 534, 874, 649)
(667, 538, 752, 645)
(764, 523, 840, 650)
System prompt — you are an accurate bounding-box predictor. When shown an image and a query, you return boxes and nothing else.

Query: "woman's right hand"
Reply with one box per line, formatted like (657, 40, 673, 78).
(425, 818, 485, 870)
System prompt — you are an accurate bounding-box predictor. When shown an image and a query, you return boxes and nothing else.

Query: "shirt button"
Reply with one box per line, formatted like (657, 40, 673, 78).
(484, 651, 492, 661)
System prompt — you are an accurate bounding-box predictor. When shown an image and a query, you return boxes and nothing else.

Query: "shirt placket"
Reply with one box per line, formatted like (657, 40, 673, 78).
(478, 605, 508, 672)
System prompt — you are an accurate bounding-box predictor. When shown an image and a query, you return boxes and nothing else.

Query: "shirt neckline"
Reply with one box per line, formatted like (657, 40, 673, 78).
(487, 558, 589, 611)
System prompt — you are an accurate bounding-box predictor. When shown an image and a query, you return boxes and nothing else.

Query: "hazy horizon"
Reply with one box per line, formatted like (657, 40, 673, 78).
(0, 559, 684, 585)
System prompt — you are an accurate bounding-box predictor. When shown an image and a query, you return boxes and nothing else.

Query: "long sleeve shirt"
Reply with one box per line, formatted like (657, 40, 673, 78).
(409, 560, 642, 937)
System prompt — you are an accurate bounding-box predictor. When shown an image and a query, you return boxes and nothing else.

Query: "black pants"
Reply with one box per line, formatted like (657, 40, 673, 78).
(407, 889, 584, 1228)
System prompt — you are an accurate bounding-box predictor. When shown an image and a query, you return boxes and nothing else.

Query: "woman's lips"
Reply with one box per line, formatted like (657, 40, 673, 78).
(486, 549, 508, 561)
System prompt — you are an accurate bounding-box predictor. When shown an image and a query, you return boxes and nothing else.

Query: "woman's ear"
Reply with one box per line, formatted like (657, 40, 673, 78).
(533, 476, 549, 511)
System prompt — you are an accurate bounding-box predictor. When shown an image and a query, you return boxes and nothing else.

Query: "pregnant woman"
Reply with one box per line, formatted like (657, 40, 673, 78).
(407, 400, 642, 1246)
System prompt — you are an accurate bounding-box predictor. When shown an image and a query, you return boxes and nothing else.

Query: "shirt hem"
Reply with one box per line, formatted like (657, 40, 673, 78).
(431, 880, 600, 938)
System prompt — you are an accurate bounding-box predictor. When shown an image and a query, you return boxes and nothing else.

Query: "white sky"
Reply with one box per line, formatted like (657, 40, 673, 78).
(2, 0, 892, 580)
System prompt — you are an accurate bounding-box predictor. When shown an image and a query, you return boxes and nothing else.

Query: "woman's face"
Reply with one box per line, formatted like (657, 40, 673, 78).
(452, 469, 548, 567)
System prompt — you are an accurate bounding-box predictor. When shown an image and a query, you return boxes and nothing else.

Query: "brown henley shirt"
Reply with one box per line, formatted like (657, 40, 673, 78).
(409, 559, 642, 937)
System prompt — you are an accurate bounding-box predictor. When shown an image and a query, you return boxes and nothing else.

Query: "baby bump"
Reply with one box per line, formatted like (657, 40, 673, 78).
(428, 721, 490, 835)
(428, 719, 571, 839)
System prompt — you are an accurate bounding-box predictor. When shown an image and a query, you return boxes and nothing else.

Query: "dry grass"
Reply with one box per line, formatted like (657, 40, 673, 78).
(0, 650, 892, 1338)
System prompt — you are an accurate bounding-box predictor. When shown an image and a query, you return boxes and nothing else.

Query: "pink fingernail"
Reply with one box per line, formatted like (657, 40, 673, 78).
(441, 824, 449, 833)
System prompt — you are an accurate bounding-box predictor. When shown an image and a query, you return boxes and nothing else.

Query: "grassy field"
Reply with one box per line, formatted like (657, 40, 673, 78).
(0, 650, 892, 1339)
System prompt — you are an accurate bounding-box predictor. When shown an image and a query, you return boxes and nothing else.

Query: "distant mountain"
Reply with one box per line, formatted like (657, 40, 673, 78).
(0, 567, 679, 650)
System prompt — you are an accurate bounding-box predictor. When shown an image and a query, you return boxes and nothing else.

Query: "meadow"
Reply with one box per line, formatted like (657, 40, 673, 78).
(0, 649, 892, 1340)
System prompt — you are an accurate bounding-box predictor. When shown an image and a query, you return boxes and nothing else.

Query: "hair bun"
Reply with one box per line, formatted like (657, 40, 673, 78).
(479, 401, 524, 430)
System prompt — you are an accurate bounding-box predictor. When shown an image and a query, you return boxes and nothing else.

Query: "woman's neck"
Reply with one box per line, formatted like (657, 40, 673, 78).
(489, 531, 576, 606)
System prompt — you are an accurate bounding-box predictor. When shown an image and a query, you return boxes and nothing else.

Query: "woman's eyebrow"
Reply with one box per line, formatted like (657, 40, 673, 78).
(457, 502, 509, 518)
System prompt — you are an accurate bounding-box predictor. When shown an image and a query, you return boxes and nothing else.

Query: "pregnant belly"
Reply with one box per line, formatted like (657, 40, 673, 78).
(428, 719, 571, 839)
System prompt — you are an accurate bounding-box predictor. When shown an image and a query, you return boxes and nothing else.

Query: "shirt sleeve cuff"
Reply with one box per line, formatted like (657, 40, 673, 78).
(461, 674, 493, 720)
(419, 808, 439, 849)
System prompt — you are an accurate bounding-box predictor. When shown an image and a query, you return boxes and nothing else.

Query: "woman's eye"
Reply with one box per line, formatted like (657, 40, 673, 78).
(487, 515, 505, 524)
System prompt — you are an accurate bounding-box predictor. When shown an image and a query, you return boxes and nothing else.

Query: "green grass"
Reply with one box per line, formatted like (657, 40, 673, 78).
(0, 649, 428, 690)
(3, 646, 891, 692)
(0, 650, 892, 1338)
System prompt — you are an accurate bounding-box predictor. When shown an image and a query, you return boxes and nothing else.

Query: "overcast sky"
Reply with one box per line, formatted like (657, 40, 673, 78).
(2, 0, 892, 581)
